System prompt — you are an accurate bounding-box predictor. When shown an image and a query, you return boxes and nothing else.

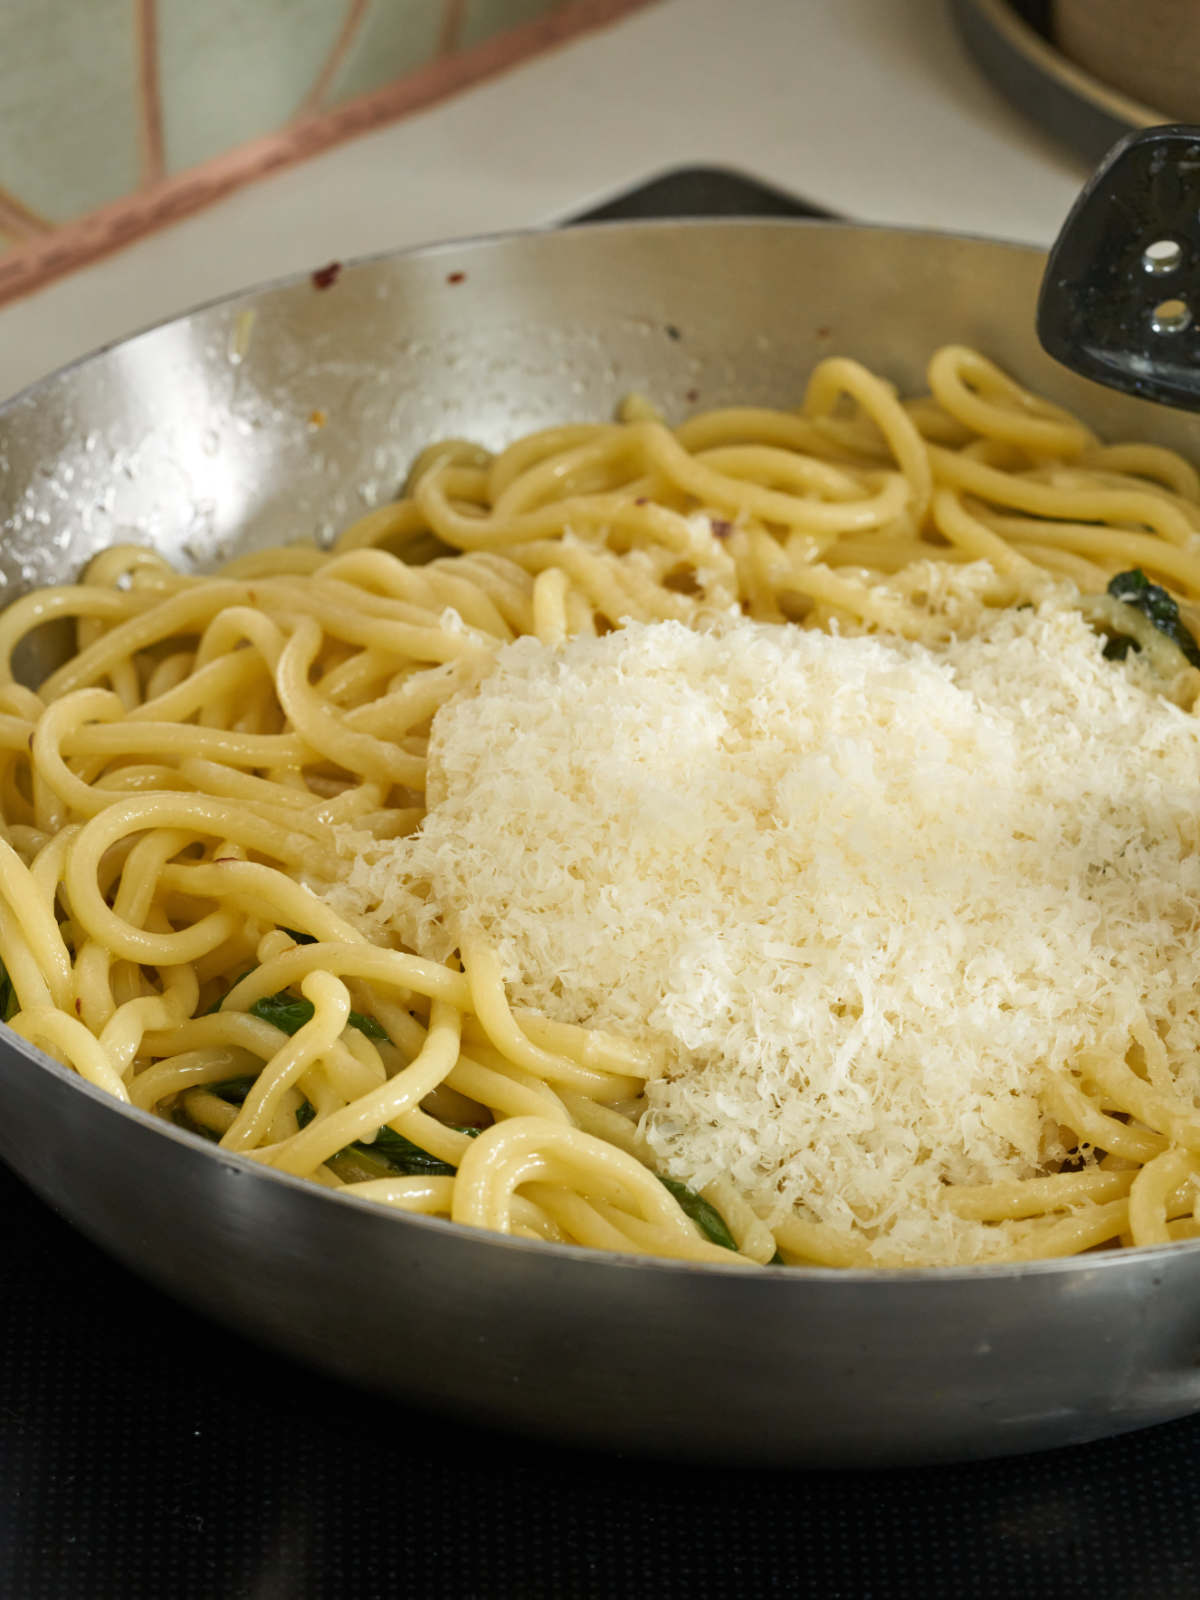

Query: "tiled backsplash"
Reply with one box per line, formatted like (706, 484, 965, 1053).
(0, 0, 650, 303)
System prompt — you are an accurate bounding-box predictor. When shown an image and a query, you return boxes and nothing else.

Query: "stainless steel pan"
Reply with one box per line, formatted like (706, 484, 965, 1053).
(3, 221, 1199, 1468)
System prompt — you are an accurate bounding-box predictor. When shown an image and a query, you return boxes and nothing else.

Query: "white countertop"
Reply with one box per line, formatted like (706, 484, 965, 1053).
(0, 0, 1089, 403)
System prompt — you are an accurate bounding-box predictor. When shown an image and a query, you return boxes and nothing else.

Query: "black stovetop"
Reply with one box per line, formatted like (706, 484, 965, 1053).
(4, 171, 1200, 1600)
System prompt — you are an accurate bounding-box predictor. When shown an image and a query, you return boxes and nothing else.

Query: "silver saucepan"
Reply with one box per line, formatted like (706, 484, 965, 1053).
(2, 221, 1199, 1468)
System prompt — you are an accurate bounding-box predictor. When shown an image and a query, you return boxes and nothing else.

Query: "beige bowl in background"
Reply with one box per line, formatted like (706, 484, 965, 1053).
(1055, 0, 1200, 123)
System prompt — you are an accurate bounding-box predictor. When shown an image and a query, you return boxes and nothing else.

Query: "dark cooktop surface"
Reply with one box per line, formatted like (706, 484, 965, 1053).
(4, 170, 1200, 1600)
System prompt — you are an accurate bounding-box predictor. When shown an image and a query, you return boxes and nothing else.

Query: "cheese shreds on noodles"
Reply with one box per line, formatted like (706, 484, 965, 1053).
(335, 600, 1200, 1264)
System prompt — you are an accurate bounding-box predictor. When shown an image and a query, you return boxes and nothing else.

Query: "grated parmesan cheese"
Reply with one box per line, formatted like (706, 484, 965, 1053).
(335, 591, 1200, 1264)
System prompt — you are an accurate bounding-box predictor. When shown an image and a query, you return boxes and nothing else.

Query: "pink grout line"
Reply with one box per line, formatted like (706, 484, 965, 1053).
(0, 188, 51, 240)
(438, 0, 468, 57)
(290, 0, 371, 124)
(134, 0, 166, 186)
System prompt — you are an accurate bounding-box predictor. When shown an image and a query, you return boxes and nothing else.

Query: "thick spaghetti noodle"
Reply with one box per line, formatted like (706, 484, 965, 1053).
(4, 343, 1200, 1268)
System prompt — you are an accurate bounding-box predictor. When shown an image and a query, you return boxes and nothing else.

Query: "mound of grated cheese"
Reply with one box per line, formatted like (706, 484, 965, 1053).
(337, 599, 1200, 1264)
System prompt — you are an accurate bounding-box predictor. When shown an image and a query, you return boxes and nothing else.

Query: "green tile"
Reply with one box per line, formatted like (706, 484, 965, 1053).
(326, 0, 444, 106)
(460, 0, 564, 50)
(158, 0, 352, 171)
(0, 0, 139, 222)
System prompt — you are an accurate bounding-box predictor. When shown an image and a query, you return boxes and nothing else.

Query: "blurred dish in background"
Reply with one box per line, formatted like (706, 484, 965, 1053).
(1054, 0, 1200, 125)
(950, 0, 1168, 167)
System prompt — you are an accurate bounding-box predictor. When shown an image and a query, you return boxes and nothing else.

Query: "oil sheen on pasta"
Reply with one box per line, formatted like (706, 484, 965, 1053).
(4, 343, 1200, 1269)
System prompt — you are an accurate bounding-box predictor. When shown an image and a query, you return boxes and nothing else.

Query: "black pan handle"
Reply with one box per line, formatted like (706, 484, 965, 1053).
(1037, 125, 1200, 411)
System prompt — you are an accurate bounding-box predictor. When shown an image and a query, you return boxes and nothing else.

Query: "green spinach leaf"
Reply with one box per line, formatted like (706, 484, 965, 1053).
(0, 958, 18, 1022)
(210, 1079, 478, 1180)
(1104, 569, 1200, 667)
(205, 979, 390, 1044)
(658, 1176, 738, 1252)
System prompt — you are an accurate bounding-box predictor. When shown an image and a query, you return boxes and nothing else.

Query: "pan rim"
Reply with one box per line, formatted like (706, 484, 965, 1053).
(0, 215, 1049, 419)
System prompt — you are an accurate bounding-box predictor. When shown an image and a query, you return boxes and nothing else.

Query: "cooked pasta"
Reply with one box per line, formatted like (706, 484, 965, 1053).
(5, 343, 1200, 1269)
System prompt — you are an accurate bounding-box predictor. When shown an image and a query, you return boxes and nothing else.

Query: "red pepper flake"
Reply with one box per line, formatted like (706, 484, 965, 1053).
(446, 271, 466, 285)
(212, 856, 240, 864)
(634, 496, 649, 506)
(311, 261, 341, 290)
(74, 997, 82, 1014)
(816, 324, 831, 339)
(685, 388, 699, 403)
(710, 518, 734, 540)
